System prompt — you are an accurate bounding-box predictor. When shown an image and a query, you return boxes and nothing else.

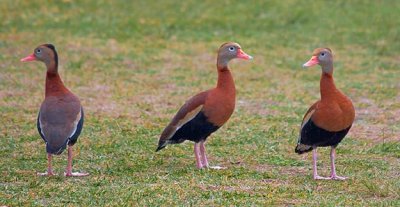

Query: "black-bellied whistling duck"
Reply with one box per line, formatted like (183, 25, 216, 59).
(156, 42, 252, 169)
(295, 48, 355, 180)
(21, 44, 88, 177)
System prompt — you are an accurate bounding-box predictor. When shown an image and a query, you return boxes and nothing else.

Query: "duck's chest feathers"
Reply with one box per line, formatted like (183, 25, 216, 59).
(313, 95, 355, 131)
(203, 89, 236, 126)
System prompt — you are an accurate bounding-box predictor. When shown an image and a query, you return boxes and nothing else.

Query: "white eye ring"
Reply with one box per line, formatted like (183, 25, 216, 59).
(36, 49, 42, 54)
(321, 52, 325, 57)
(229, 47, 235, 52)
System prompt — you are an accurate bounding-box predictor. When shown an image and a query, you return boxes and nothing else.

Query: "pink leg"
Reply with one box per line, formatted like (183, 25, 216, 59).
(199, 141, 209, 168)
(312, 148, 329, 180)
(38, 153, 55, 176)
(330, 147, 347, 180)
(194, 143, 203, 169)
(65, 146, 89, 177)
(199, 141, 225, 170)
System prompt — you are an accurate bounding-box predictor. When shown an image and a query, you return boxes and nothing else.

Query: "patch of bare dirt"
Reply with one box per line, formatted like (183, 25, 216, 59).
(79, 84, 124, 117)
(352, 97, 399, 142)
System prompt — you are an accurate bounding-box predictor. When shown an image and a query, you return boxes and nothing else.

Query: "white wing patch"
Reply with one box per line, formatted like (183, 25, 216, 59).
(301, 109, 315, 130)
(298, 109, 315, 144)
(38, 112, 46, 140)
(176, 105, 203, 130)
(167, 105, 203, 140)
(69, 109, 82, 138)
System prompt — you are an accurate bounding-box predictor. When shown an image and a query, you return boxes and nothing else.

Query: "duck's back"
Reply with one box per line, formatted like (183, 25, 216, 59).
(38, 93, 83, 154)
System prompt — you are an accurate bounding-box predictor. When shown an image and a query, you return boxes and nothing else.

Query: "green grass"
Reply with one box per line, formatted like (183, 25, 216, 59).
(1, 0, 399, 206)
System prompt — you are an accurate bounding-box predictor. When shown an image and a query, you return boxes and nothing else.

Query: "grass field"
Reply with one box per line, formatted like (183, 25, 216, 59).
(1, 0, 399, 206)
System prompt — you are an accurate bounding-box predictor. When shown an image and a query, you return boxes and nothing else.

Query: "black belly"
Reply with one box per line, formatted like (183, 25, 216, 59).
(300, 120, 351, 147)
(169, 111, 220, 144)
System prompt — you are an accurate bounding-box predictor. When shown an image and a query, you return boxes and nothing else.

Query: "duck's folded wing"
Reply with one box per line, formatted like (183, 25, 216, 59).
(300, 101, 319, 132)
(297, 101, 319, 144)
(295, 101, 319, 154)
(156, 91, 208, 151)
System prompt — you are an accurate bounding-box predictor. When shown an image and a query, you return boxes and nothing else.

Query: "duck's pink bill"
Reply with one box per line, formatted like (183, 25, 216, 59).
(21, 54, 36, 62)
(303, 56, 318, 67)
(237, 49, 253, 60)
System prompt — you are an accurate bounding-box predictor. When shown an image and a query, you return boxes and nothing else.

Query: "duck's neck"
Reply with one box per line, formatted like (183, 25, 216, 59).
(320, 71, 338, 100)
(322, 62, 333, 74)
(217, 57, 229, 70)
(216, 66, 235, 93)
(45, 62, 68, 97)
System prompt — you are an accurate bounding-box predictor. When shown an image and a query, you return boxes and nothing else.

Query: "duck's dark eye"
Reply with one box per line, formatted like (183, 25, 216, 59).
(321, 52, 325, 57)
(36, 49, 42, 54)
(229, 47, 235, 52)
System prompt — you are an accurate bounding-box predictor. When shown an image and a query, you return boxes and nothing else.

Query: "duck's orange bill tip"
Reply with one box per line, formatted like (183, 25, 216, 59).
(21, 54, 36, 62)
(237, 49, 253, 60)
(302, 56, 318, 68)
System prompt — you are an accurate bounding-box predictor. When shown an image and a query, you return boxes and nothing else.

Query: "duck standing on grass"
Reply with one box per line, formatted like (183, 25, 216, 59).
(156, 42, 252, 169)
(21, 44, 89, 177)
(295, 48, 355, 180)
